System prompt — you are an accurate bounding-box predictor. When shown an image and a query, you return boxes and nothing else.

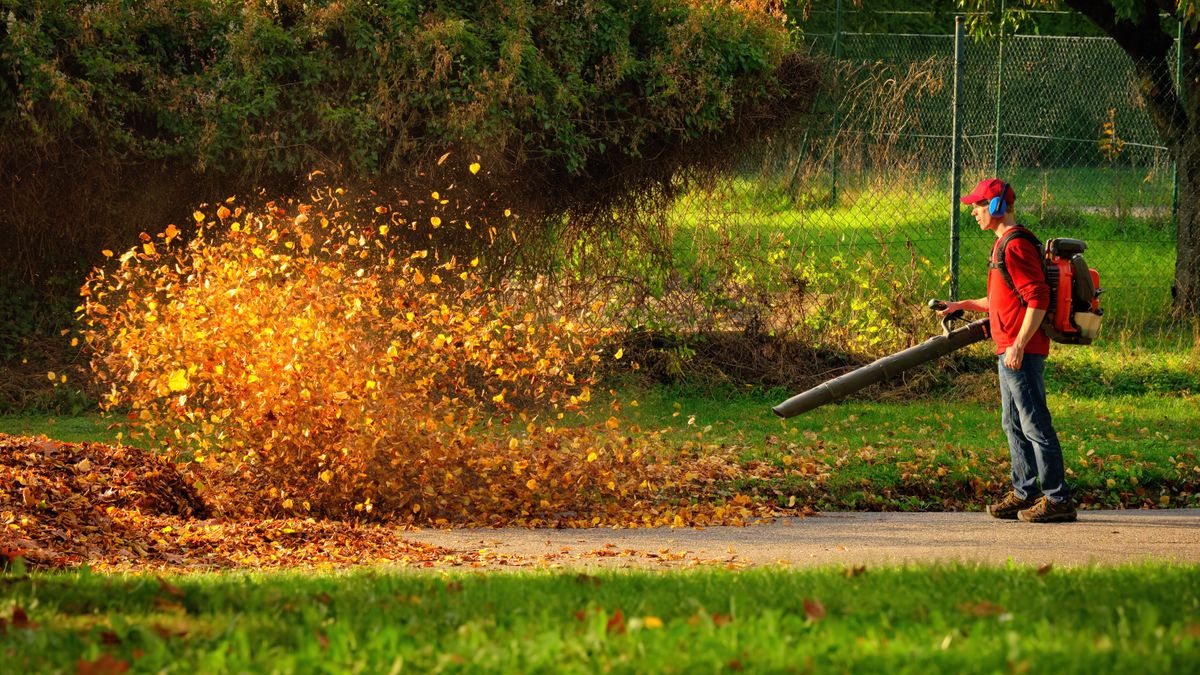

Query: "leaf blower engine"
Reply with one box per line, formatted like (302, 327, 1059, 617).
(1020, 236, 1103, 344)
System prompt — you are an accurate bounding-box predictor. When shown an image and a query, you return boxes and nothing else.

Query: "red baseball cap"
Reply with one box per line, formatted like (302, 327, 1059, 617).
(961, 178, 1016, 207)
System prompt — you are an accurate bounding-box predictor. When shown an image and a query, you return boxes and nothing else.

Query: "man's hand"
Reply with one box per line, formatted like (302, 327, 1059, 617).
(1003, 344, 1024, 370)
(938, 301, 963, 316)
(938, 297, 988, 315)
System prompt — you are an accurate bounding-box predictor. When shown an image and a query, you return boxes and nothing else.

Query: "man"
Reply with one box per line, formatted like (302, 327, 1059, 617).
(940, 178, 1076, 523)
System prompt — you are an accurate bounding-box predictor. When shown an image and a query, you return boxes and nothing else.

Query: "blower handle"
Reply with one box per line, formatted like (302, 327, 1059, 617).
(927, 299, 966, 336)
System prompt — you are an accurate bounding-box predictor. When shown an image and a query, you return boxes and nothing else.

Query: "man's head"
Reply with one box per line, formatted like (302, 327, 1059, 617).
(961, 178, 1016, 231)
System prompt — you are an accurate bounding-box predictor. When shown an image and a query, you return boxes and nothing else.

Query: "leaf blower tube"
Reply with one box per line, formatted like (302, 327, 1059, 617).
(771, 300, 990, 419)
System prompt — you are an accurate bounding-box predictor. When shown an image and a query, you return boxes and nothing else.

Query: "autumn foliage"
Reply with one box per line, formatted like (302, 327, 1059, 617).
(78, 184, 763, 526)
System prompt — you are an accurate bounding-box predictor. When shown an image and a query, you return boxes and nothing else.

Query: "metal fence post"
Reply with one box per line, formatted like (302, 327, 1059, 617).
(950, 16, 965, 301)
(830, 0, 843, 206)
(992, 1, 1005, 176)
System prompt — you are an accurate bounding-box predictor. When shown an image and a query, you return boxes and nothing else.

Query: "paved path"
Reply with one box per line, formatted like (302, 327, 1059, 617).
(403, 510, 1200, 569)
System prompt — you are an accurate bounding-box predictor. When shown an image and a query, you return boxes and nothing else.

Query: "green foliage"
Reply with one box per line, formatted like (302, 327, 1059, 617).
(1, 0, 796, 178)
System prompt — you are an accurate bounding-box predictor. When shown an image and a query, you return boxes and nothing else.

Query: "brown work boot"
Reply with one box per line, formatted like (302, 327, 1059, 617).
(986, 491, 1039, 520)
(1018, 496, 1078, 523)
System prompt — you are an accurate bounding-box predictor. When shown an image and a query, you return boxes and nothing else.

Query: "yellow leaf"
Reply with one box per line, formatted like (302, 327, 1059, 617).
(430, 216, 442, 228)
(614, 348, 623, 360)
(587, 451, 598, 463)
(193, 211, 205, 223)
(605, 417, 619, 430)
(300, 233, 314, 249)
(526, 478, 538, 491)
(644, 616, 663, 629)
(101, 249, 113, 258)
(319, 470, 333, 484)
(379, 225, 389, 236)
(492, 391, 505, 403)
(168, 369, 189, 392)
(469, 162, 481, 174)
(143, 242, 157, 256)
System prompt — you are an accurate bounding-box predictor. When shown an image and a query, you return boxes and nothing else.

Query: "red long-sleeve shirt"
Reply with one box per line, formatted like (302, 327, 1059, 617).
(988, 227, 1050, 356)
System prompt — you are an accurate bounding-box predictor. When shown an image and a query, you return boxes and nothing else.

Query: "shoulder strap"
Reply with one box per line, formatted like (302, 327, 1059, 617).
(989, 228, 1043, 304)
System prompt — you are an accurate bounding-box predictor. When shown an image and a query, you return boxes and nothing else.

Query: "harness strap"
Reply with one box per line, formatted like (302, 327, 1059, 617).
(989, 228, 1042, 307)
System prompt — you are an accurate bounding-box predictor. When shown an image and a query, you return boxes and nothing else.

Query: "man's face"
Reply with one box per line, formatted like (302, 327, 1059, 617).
(970, 200, 996, 230)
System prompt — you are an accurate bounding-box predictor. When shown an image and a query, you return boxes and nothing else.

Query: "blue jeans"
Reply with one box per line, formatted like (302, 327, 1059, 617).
(998, 354, 1070, 503)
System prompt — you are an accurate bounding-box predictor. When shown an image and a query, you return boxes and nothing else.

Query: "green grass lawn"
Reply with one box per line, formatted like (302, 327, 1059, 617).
(3, 565, 1198, 673)
(0, 414, 120, 445)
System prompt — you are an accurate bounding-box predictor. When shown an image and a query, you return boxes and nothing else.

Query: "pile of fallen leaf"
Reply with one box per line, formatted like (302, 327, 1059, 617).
(1, 433, 790, 571)
(0, 433, 460, 570)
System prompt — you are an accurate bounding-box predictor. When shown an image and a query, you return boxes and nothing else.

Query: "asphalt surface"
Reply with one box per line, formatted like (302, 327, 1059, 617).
(403, 509, 1200, 569)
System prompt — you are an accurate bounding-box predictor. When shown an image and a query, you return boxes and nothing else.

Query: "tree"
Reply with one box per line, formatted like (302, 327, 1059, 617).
(964, 0, 1200, 317)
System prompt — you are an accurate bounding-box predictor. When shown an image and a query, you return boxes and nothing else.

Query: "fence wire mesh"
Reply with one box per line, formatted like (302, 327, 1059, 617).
(667, 17, 1184, 341)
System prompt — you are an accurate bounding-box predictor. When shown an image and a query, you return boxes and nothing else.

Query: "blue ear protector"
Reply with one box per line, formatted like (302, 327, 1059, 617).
(988, 183, 1009, 217)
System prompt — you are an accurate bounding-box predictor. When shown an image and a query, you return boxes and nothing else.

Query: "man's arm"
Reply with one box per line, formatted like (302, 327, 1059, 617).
(1002, 236, 1052, 369)
(940, 296, 988, 314)
(1003, 306, 1046, 369)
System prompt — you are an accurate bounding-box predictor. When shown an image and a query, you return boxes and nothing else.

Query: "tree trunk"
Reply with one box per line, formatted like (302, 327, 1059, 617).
(1176, 134, 1200, 317)
(1129, 49, 1199, 318)
(1170, 34, 1200, 318)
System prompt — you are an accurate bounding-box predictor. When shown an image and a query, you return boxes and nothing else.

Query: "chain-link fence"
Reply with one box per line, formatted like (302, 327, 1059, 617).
(668, 10, 1183, 337)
